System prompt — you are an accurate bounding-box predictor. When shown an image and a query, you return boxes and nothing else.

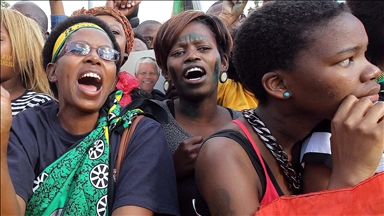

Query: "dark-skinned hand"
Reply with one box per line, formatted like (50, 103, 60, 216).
(329, 95, 384, 189)
(219, 0, 248, 26)
(106, 0, 141, 17)
(173, 136, 203, 180)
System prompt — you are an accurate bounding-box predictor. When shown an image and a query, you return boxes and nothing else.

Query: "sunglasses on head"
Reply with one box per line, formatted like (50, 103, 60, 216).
(56, 41, 120, 62)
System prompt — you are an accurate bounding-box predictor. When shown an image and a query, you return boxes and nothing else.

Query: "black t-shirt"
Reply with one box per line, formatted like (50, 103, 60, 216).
(7, 100, 179, 215)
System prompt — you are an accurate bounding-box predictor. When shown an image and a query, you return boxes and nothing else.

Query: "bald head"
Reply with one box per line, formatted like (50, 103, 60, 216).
(135, 20, 161, 49)
(11, 1, 48, 34)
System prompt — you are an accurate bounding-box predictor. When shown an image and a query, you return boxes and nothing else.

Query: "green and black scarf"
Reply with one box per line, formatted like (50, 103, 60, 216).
(25, 90, 142, 216)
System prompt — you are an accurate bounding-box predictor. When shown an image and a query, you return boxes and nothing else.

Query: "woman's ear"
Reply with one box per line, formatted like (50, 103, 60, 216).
(46, 63, 58, 83)
(262, 71, 288, 99)
(161, 69, 170, 81)
(221, 54, 229, 71)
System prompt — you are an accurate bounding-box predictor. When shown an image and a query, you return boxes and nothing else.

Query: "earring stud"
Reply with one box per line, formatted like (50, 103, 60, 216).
(283, 91, 291, 98)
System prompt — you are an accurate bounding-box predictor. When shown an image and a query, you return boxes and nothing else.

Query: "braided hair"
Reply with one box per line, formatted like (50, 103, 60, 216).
(72, 6, 134, 65)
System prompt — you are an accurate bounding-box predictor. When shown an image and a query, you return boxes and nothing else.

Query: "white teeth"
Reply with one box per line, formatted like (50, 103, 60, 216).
(189, 78, 200, 81)
(186, 67, 203, 75)
(184, 67, 203, 80)
(80, 72, 101, 81)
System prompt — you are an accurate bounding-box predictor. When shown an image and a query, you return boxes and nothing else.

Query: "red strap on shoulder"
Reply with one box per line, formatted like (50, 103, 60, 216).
(232, 119, 279, 205)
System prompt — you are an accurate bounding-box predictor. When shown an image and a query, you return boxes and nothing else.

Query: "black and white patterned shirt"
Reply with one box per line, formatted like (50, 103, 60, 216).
(11, 90, 53, 116)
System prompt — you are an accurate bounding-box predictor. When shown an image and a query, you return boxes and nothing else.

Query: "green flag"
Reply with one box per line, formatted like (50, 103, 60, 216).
(172, 0, 201, 16)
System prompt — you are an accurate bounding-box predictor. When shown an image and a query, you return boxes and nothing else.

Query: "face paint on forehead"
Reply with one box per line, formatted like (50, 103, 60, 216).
(178, 32, 208, 43)
(1, 54, 14, 68)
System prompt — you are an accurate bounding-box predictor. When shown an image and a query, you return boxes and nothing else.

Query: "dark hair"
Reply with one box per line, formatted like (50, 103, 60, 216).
(346, 0, 384, 67)
(42, 15, 121, 98)
(233, 1, 349, 104)
(133, 31, 150, 49)
(153, 10, 233, 72)
(227, 28, 240, 82)
(136, 20, 162, 30)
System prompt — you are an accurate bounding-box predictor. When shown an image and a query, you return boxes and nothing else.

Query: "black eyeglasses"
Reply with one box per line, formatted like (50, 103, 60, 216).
(56, 41, 120, 62)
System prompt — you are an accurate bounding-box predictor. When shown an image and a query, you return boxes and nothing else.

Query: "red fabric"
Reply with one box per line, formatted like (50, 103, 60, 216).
(256, 171, 384, 215)
(115, 71, 139, 106)
(232, 120, 280, 206)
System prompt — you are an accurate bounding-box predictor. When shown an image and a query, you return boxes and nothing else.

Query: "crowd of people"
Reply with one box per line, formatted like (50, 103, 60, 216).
(1, 0, 383, 215)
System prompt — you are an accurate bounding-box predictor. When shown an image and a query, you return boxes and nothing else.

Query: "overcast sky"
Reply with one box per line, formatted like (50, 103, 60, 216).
(7, 1, 254, 30)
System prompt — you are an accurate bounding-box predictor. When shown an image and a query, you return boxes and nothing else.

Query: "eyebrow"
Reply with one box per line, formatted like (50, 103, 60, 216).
(110, 23, 123, 28)
(335, 46, 361, 56)
(178, 32, 208, 44)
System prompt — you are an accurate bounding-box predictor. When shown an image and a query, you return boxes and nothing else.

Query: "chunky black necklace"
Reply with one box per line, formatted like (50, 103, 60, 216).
(243, 109, 301, 190)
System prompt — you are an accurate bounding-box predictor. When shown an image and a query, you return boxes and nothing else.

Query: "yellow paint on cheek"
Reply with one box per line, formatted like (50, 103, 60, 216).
(1, 54, 14, 68)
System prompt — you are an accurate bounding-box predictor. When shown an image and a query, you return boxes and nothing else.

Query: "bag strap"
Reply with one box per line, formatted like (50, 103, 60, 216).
(115, 114, 145, 181)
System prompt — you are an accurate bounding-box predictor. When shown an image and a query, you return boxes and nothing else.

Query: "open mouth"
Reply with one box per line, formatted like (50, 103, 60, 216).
(143, 80, 153, 84)
(184, 67, 206, 80)
(78, 72, 102, 92)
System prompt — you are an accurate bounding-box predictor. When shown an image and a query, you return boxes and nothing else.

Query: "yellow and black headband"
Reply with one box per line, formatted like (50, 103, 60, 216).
(51, 22, 106, 62)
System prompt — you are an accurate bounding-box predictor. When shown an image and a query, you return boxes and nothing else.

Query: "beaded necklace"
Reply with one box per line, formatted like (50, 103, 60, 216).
(243, 109, 301, 190)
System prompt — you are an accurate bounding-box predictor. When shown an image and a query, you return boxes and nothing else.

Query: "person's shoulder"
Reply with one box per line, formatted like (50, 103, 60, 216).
(151, 98, 167, 106)
(230, 108, 242, 119)
(150, 99, 171, 115)
(27, 90, 54, 102)
(9, 99, 57, 138)
(130, 115, 164, 140)
(221, 106, 242, 119)
(12, 100, 57, 122)
(151, 89, 167, 100)
(16, 99, 56, 113)
(136, 115, 161, 128)
(121, 115, 169, 155)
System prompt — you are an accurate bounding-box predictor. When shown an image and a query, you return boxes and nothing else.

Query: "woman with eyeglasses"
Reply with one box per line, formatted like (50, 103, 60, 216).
(0, 15, 179, 216)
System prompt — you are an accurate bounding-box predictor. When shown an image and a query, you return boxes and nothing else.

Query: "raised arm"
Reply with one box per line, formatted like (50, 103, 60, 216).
(106, 0, 141, 17)
(218, 0, 248, 27)
(196, 136, 262, 215)
(0, 86, 26, 215)
(49, 0, 67, 30)
(49, 0, 65, 15)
